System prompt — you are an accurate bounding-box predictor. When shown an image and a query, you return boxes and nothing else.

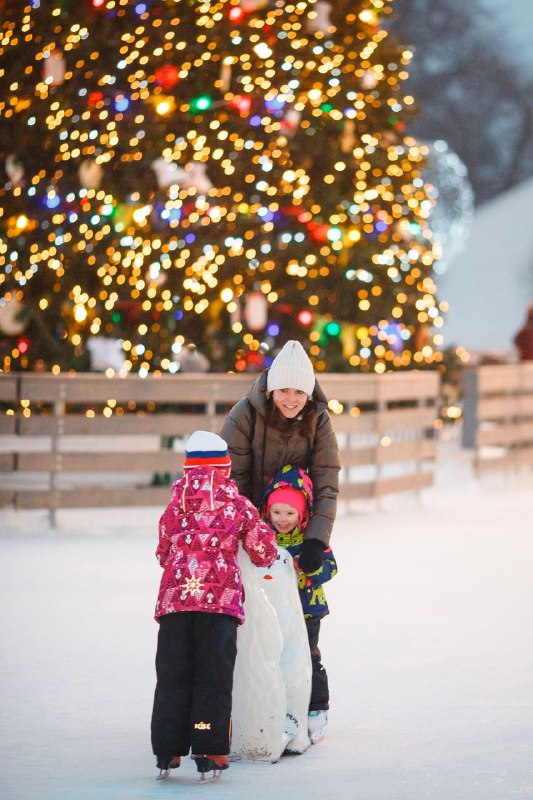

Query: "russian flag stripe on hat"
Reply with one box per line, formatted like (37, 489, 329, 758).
(184, 452, 231, 468)
(183, 431, 231, 470)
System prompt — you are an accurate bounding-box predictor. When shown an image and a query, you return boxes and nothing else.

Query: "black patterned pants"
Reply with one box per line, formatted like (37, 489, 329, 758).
(151, 611, 238, 759)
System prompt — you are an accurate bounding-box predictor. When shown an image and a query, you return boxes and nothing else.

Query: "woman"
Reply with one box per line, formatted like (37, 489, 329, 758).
(221, 341, 340, 741)
(221, 341, 340, 555)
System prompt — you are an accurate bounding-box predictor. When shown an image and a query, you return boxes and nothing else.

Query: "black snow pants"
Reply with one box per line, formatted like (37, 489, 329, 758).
(306, 616, 329, 711)
(151, 611, 238, 759)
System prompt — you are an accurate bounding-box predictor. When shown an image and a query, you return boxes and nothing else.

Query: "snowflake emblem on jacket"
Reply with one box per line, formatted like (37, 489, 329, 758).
(182, 575, 204, 598)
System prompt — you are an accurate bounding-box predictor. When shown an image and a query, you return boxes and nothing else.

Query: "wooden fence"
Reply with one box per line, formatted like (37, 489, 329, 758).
(462, 363, 533, 473)
(0, 371, 440, 518)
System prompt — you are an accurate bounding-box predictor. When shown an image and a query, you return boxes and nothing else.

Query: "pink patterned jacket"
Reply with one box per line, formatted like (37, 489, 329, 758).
(155, 467, 277, 623)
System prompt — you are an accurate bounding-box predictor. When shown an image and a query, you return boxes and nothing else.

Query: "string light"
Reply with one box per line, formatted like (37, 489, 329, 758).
(0, 0, 440, 374)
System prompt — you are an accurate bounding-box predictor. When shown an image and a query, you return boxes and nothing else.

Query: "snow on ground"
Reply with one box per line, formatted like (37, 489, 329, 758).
(440, 176, 533, 354)
(1, 435, 533, 800)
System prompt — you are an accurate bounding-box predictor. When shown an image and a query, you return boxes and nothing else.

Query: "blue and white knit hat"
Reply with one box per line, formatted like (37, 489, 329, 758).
(184, 431, 231, 470)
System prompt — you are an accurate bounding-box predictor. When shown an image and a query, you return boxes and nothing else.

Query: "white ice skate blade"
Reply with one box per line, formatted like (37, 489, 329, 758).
(284, 734, 312, 755)
(198, 770, 223, 784)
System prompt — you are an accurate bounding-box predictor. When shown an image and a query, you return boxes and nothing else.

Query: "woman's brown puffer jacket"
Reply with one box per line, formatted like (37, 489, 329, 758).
(221, 371, 340, 547)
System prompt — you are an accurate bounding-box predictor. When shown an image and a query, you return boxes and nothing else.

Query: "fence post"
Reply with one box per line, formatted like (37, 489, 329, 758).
(462, 368, 479, 450)
(415, 392, 430, 503)
(50, 383, 66, 528)
(344, 402, 355, 515)
(375, 390, 386, 510)
(13, 375, 22, 511)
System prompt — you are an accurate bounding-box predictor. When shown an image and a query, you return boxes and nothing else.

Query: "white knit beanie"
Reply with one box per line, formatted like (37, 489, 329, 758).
(266, 340, 315, 397)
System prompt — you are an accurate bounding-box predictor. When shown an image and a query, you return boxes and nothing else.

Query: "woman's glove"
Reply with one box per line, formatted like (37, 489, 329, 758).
(298, 538, 327, 574)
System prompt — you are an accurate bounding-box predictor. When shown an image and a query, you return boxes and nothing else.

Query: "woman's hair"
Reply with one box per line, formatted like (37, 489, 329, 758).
(267, 396, 317, 436)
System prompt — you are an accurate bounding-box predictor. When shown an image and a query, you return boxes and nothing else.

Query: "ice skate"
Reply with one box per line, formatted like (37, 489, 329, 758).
(193, 754, 229, 783)
(155, 755, 181, 780)
(281, 713, 299, 751)
(308, 710, 328, 744)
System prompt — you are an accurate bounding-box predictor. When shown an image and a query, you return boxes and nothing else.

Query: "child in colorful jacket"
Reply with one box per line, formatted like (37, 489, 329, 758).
(262, 465, 337, 744)
(151, 431, 277, 781)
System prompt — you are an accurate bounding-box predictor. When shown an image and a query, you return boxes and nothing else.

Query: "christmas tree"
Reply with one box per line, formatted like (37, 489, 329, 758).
(0, 0, 442, 374)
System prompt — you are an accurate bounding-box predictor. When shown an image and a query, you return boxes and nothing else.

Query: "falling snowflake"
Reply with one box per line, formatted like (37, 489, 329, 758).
(182, 575, 204, 598)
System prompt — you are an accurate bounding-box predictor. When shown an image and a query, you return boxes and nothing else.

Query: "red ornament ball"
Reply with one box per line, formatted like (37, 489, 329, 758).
(308, 222, 330, 243)
(154, 64, 180, 91)
(88, 91, 104, 108)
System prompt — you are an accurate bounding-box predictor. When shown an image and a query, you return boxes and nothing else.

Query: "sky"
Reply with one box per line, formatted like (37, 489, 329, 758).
(1, 438, 533, 800)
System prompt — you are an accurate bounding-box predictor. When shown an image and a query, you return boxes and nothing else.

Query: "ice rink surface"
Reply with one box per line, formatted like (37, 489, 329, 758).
(1, 440, 532, 800)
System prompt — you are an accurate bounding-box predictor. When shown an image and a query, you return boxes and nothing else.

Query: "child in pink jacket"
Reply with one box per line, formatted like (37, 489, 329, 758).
(151, 431, 277, 781)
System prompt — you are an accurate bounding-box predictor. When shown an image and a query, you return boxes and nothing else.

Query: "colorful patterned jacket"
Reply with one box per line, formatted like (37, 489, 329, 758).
(262, 465, 337, 620)
(155, 466, 277, 623)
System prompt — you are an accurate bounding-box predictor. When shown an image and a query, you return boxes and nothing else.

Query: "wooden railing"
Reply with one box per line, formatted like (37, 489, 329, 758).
(462, 363, 533, 472)
(0, 371, 440, 517)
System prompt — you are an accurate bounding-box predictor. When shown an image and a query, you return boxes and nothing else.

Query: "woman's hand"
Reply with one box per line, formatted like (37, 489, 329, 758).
(297, 538, 326, 574)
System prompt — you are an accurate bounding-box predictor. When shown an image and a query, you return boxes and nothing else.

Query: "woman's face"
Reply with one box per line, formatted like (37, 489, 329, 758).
(271, 388, 308, 419)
